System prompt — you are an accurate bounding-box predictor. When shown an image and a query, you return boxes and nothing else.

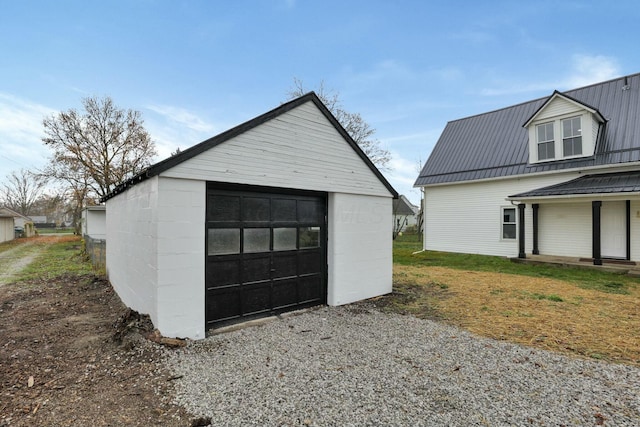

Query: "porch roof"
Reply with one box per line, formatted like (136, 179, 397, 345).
(508, 170, 640, 200)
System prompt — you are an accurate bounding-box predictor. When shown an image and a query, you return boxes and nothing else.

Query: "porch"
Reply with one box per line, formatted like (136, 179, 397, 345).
(511, 254, 640, 276)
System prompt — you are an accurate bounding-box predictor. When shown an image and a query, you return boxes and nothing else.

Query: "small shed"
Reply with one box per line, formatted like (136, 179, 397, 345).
(101, 93, 398, 339)
(0, 213, 14, 243)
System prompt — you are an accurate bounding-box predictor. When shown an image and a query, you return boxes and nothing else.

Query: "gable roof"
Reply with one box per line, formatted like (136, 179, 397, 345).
(0, 207, 31, 220)
(522, 90, 605, 128)
(393, 195, 419, 216)
(508, 170, 640, 200)
(102, 92, 397, 202)
(415, 73, 640, 186)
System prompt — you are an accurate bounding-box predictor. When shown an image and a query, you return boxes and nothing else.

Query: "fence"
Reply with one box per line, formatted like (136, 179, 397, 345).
(84, 235, 106, 270)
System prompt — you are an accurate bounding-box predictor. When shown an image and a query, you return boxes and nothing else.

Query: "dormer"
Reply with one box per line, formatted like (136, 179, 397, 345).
(523, 91, 606, 164)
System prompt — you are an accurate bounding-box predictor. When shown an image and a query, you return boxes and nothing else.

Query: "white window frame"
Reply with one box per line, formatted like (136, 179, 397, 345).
(561, 116, 583, 158)
(501, 207, 517, 240)
(536, 122, 555, 161)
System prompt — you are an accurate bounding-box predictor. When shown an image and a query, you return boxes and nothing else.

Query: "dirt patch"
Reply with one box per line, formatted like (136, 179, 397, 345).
(0, 274, 191, 426)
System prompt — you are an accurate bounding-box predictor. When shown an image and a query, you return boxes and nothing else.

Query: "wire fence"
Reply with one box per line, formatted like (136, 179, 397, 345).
(84, 235, 106, 270)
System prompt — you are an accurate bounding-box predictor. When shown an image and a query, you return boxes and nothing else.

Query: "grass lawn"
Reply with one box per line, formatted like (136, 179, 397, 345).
(388, 233, 640, 366)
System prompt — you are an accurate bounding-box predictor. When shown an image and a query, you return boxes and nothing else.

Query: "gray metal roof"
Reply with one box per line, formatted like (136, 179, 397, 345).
(415, 73, 640, 186)
(393, 195, 418, 215)
(508, 171, 640, 199)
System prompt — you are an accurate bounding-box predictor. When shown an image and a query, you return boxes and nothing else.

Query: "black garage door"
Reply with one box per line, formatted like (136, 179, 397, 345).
(205, 183, 327, 329)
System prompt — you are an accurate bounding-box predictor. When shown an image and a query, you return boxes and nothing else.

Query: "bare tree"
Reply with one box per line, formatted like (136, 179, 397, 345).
(42, 96, 157, 202)
(286, 78, 391, 171)
(0, 169, 45, 215)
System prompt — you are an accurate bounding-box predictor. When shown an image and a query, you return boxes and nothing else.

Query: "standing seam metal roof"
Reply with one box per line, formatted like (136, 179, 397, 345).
(415, 73, 640, 186)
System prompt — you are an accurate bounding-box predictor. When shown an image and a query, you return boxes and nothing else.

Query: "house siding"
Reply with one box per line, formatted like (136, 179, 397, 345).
(328, 193, 392, 305)
(422, 173, 584, 257)
(538, 202, 592, 258)
(162, 102, 390, 197)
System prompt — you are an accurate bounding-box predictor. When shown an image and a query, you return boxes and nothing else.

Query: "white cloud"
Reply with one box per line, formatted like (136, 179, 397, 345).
(382, 150, 423, 205)
(146, 104, 217, 134)
(479, 54, 621, 97)
(563, 54, 620, 88)
(0, 93, 56, 177)
(143, 104, 224, 163)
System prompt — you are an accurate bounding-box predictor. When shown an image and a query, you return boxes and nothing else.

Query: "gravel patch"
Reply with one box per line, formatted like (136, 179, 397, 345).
(164, 305, 640, 426)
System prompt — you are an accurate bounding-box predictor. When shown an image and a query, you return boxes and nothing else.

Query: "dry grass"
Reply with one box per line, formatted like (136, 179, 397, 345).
(388, 265, 640, 366)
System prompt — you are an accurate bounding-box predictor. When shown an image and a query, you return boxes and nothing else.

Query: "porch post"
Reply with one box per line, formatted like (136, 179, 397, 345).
(532, 203, 539, 255)
(592, 201, 602, 265)
(518, 203, 526, 259)
(626, 200, 631, 261)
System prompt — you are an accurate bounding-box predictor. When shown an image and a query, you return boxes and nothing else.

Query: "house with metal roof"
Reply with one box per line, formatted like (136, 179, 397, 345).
(415, 73, 640, 265)
(101, 92, 397, 340)
(392, 194, 419, 235)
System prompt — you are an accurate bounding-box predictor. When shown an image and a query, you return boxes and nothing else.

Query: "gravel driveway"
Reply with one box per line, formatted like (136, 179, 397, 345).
(165, 305, 640, 426)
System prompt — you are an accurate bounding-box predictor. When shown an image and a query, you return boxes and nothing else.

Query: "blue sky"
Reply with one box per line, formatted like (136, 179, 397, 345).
(1, 0, 639, 205)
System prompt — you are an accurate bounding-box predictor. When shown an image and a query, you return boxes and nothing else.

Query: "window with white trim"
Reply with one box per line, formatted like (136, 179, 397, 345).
(502, 207, 516, 239)
(536, 122, 555, 160)
(562, 116, 582, 156)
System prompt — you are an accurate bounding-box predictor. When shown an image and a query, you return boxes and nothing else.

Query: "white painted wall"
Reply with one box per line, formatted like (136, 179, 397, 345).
(154, 177, 205, 339)
(163, 101, 390, 198)
(82, 207, 106, 239)
(106, 177, 160, 326)
(422, 172, 584, 257)
(538, 202, 592, 258)
(327, 193, 392, 305)
(0, 217, 14, 243)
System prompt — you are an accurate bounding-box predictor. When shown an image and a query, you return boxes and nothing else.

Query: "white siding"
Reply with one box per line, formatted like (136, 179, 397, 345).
(538, 202, 592, 258)
(106, 177, 160, 326)
(535, 97, 580, 120)
(162, 102, 390, 197)
(328, 193, 392, 305)
(154, 178, 205, 339)
(0, 217, 14, 243)
(83, 208, 106, 239)
(423, 173, 583, 257)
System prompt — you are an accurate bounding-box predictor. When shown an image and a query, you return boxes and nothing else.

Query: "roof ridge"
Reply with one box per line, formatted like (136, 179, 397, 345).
(446, 72, 640, 125)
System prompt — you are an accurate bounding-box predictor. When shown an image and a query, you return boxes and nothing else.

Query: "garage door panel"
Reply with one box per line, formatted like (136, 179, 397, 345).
(242, 283, 272, 315)
(299, 276, 322, 302)
(272, 252, 297, 278)
(299, 250, 322, 274)
(242, 255, 271, 283)
(207, 257, 240, 287)
(206, 185, 327, 329)
(272, 279, 298, 308)
(243, 197, 270, 221)
(208, 195, 240, 221)
(206, 289, 241, 322)
(298, 199, 323, 223)
(272, 198, 297, 221)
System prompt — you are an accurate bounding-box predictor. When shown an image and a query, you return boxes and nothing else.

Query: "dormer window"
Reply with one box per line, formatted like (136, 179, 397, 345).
(536, 122, 555, 160)
(524, 91, 605, 164)
(562, 116, 582, 156)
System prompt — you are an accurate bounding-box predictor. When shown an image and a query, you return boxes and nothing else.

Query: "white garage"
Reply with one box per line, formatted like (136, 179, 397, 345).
(101, 92, 397, 339)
